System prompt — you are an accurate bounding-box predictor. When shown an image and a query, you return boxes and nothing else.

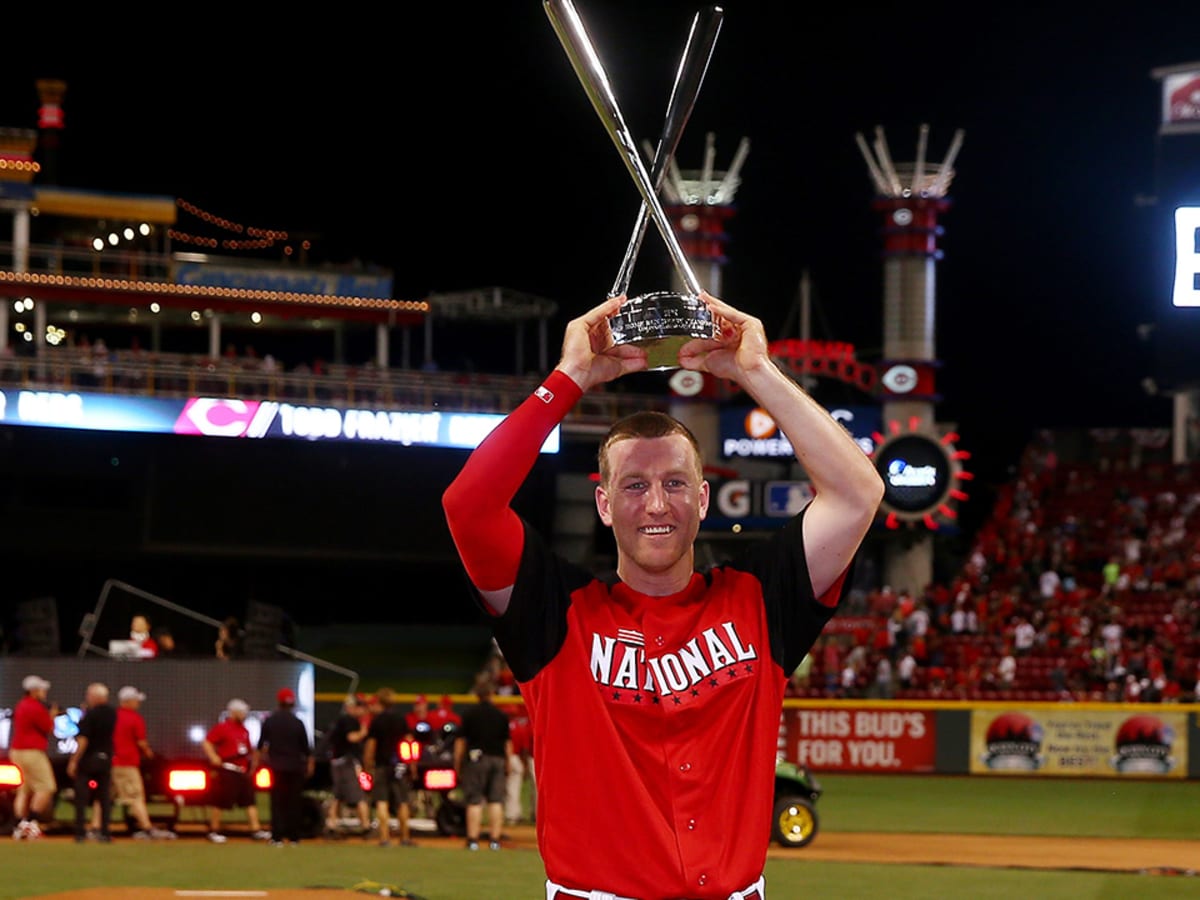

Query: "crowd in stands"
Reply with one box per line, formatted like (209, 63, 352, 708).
(789, 429, 1200, 704)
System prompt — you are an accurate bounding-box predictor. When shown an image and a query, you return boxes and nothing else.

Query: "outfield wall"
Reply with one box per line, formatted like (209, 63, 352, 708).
(336, 694, 1200, 781)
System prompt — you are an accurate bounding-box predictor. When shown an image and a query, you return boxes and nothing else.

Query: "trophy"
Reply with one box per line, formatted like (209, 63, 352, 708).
(545, 0, 724, 370)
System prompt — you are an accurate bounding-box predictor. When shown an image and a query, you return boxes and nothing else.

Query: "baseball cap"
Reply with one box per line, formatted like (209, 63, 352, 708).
(414, 694, 427, 705)
(22, 675, 50, 692)
(227, 698, 250, 714)
(118, 686, 146, 702)
(277, 687, 296, 705)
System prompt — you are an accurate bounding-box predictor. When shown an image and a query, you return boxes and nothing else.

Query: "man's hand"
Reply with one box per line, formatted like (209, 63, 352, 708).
(677, 292, 771, 382)
(555, 294, 648, 392)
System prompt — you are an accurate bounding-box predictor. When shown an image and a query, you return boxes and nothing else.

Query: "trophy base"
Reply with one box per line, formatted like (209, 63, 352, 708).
(608, 291, 716, 372)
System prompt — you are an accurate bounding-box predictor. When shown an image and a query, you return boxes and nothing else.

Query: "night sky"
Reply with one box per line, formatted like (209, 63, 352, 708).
(0, 4, 1198, 626)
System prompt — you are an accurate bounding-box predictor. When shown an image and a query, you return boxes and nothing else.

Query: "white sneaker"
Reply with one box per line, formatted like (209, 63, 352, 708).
(12, 821, 40, 841)
(207, 832, 228, 844)
(149, 828, 177, 840)
(251, 830, 272, 841)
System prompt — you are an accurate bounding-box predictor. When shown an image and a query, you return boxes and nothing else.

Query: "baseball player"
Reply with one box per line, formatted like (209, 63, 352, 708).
(443, 292, 883, 899)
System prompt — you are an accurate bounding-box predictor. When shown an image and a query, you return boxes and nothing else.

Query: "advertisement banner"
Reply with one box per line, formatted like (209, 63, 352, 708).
(785, 708, 937, 773)
(969, 708, 1189, 778)
(0, 388, 558, 452)
(1156, 64, 1200, 135)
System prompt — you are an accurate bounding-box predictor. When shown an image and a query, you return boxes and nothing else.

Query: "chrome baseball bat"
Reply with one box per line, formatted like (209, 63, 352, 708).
(544, 0, 704, 298)
(609, 5, 723, 299)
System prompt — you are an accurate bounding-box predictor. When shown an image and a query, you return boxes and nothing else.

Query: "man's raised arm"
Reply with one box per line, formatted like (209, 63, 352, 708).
(442, 295, 647, 614)
(679, 292, 884, 600)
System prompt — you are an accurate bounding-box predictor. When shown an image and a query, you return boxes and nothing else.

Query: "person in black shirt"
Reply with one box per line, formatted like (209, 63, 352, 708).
(322, 694, 370, 837)
(257, 688, 314, 845)
(362, 687, 415, 847)
(454, 676, 512, 851)
(67, 682, 117, 843)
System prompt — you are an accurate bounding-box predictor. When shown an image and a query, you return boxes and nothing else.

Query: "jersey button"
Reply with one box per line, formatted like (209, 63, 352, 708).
(687, 818, 696, 830)
(698, 875, 707, 886)
(655, 635, 665, 646)
(679, 762, 691, 772)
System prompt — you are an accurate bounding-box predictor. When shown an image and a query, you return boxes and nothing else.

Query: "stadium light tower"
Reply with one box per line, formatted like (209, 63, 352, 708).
(658, 132, 750, 457)
(857, 124, 971, 596)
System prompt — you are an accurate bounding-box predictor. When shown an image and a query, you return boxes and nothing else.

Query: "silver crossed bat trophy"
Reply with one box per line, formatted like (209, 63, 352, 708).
(545, 0, 724, 371)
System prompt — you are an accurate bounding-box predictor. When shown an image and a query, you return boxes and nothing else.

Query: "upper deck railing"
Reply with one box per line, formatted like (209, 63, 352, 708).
(0, 345, 669, 435)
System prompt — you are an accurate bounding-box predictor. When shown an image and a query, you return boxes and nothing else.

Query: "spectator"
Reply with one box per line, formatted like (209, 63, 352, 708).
(258, 688, 314, 846)
(1013, 617, 1037, 656)
(129, 615, 158, 659)
(362, 687, 415, 847)
(322, 694, 371, 838)
(151, 626, 179, 658)
(995, 649, 1017, 692)
(203, 699, 270, 843)
(215, 617, 243, 661)
(454, 677, 510, 851)
(897, 652, 918, 691)
(950, 596, 978, 634)
(789, 651, 814, 693)
(10, 675, 59, 840)
(97, 685, 175, 840)
(67, 683, 116, 843)
(869, 654, 894, 700)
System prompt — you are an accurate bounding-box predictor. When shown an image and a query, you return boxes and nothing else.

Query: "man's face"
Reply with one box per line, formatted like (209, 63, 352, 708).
(596, 434, 709, 585)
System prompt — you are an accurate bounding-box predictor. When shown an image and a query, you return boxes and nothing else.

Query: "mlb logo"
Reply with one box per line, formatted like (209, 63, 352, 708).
(765, 481, 814, 517)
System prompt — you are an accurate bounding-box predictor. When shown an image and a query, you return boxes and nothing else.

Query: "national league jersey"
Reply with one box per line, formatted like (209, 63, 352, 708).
(487, 508, 842, 900)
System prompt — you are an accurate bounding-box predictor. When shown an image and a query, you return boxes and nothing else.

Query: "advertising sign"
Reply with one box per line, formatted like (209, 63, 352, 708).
(1174, 206, 1200, 308)
(720, 405, 879, 459)
(784, 708, 937, 773)
(174, 260, 394, 299)
(0, 388, 558, 452)
(1155, 64, 1200, 135)
(969, 708, 1189, 778)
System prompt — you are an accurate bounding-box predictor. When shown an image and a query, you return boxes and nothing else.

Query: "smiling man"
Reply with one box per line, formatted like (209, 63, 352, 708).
(443, 291, 883, 900)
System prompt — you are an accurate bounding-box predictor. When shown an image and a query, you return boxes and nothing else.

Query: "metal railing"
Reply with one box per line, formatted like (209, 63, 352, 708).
(0, 346, 669, 429)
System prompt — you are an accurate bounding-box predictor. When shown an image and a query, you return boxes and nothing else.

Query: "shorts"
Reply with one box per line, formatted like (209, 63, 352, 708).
(461, 755, 506, 805)
(371, 765, 411, 810)
(111, 766, 146, 805)
(10, 749, 56, 795)
(210, 766, 255, 810)
(331, 755, 365, 804)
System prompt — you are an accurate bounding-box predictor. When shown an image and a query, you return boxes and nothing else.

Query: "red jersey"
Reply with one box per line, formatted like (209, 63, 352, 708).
(508, 715, 533, 756)
(205, 718, 253, 771)
(11, 696, 54, 751)
(489, 511, 838, 900)
(113, 707, 147, 767)
(427, 707, 462, 731)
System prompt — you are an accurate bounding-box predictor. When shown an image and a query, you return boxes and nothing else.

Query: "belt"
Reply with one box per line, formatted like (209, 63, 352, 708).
(546, 875, 764, 900)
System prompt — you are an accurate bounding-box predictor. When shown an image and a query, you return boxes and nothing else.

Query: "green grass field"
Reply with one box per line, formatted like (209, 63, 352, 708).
(2, 774, 1197, 900)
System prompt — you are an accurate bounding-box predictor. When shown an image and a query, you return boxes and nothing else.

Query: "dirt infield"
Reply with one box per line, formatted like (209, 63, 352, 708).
(23, 827, 1200, 899)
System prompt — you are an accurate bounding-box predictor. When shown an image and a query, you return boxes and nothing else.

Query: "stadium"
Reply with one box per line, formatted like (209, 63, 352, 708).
(2, 7, 1200, 899)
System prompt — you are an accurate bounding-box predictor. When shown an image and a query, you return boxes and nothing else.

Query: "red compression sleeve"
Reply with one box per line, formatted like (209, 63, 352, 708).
(442, 370, 582, 591)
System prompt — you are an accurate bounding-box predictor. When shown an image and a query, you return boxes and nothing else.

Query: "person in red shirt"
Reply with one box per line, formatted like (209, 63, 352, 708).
(94, 686, 175, 840)
(404, 695, 430, 736)
(442, 292, 883, 899)
(425, 695, 462, 736)
(10, 675, 59, 840)
(202, 698, 270, 843)
(505, 712, 534, 826)
(129, 615, 159, 659)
